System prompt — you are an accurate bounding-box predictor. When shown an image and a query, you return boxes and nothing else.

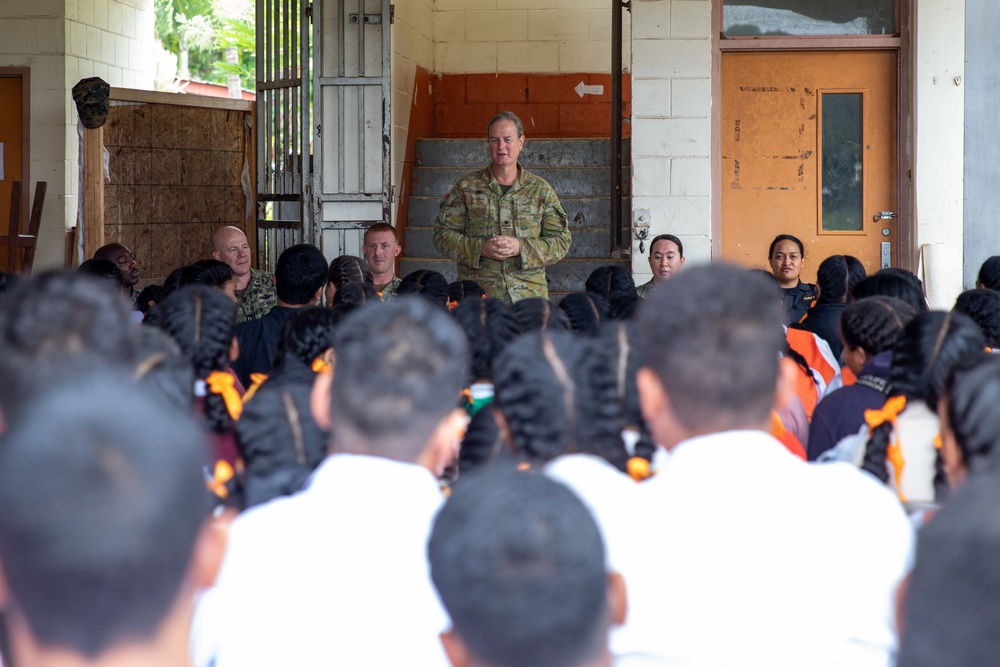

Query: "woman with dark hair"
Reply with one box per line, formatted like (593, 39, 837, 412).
(324, 255, 373, 306)
(851, 268, 929, 313)
(397, 269, 449, 308)
(585, 265, 638, 302)
(510, 297, 570, 332)
(952, 288, 1000, 349)
(446, 280, 486, 310)
(558, 292, 610, 337)
(793, 254, 866, 360)
(599, 322, 657, 479)
(937, 353, 1000, 490)
(768, 234, 817, 325)
(331, 281, 382, 310)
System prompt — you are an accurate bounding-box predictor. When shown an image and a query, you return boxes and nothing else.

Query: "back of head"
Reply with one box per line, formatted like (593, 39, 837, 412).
(608, 291, 641, 320)
(898, 472, 1000, 667)
(429, 469, 608, 667)
(327, 254, 374, 289)
(276, 244, 328, 305)
(452, 297, 522, 383)
(77, 258, 123, 288)
(332, 280, 382, 308)
(185, 259, 235, 289)
(815, 255, 867, 305)
(447, 280, 487, 306)
(637, 263, 785, 432)
(268, 306, 338, 380)
(942, 354, 1000, 476)
(841, 296, 917, 355)
(852, 269, 929, 313)
(329, 296, 469, 460)
(511, 297, 570, 333)
(599, 321, 655, 460)
(397, 269, 449, 307)
(457, 403, 508, 475)
(493, 331, 627, 470)
(0, 270, 137, 416)
(585, 265, 637, 302)
(953, 289, 1000, 348)
(890, 310, 985, 408)
(0, 270, 20, 301)
(0, 372, 209, 659)
(133, 325, 196, 413)
(977, 255, 1000, 292)
(559, 292, 610, 337)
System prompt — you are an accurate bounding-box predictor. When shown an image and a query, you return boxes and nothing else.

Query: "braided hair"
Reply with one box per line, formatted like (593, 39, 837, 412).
(815, 255, 867, 305)
(327, 255, 373, 289)
(841, 296, 916, 356)
(942, 353, 1000, 479)
(447, 280, 486, 305)
(511, 298, 570, 333)
(146, 284, 236, 433)
(558, 292, 609, 337)
(397, 269, 449, 308)
(269, 306, 338, 383)
(493, 331, 628, 471)
(452, 297, 522, 383)
(599, 321, 656, 462)
(953, 289, 1000, 349)
(585, 265, 637, 302)
(332, 281, 383, 309)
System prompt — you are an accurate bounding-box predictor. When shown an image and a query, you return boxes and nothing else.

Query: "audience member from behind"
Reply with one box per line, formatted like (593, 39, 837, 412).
(586, 265, 638, 302)
(0, 270, 138, 422)
(452, 297, 521, 417)
(176, 259, 238, 302)
(559, 292, 609, 336)
(132, 325, 196, 414)
(193, 296, 469, 667)
(953, 288, 1000, 349)
(398, 269, 450, 308)
(324, 254, 373, 306)
(628, 263, 912, 667)
(637, 234, 684, 297)
(852, 268, 929, 313)
(975, 255, 1000, 292)
(429, 470, 626, 667)
(447, 280, 486, 309)
(793, 254, 866, 360)
(211, 226, 276, 324)
(935, 353, 1000, 490)
(809, 297, 916, 460)
(511, 297, 570, 332)
(232, 244, 327, 387)
(768, 234, 816, 324)
(332, 281, 382, 310)
(77, 258, 123, 290)
(0, 373, 225, 667)
(93, 242, 140, 301)
(363, 222, 403, 299)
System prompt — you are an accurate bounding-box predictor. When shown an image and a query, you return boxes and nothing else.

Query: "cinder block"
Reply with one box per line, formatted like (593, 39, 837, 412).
(102, 31, 115, 64)
(669, 77, 710, 118)
(528, 10, 590, 42)
(434, 11, 465, 42)
(631, 38, 710, 79)
(68, 20, 87, 57)
(108, 0, 122, 34)
(86, 24, 102, 61)
(633, 195, 711, 237)
(93, 0, 109, 30)
(466, 73, 527, 104)
(497, 40, 559, 73)
(468, 10, 527, 42)
(435, 42, 498, 73)
(632, 157, 671, 197)
(670, 157, 710, 196)
(671, 0, 712, 39)
(631, 0, 670, 39)
(632, 117, 710, 158)
(557, 40, 612, 73)
(0, 20, 31, 54)
(632, 78, 670, 118)
(31, 18, 64, 53)
(121, 4, 136, 38)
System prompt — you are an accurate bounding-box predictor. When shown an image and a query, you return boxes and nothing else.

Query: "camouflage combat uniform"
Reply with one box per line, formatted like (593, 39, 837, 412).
(636, 279, 656, 298)
(376, 276, 402, 301)
(235, 268, 277, 324)
(433, 164, 571, 302)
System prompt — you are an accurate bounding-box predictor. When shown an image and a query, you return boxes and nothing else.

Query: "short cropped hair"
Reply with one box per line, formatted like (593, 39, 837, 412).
(488, 111, 524, 137)
(429, 469, 608, 667)
(977, 256, 1000, 292)
(637, 263, 785, 431)
(0, 373, 210, 658)
(275, 244, 328, 305)
(364, 222, 400, 244)
(329, 296, 468, 460)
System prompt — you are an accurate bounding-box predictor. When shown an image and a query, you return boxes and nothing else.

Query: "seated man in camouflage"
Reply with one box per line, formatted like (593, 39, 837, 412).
(94, 242, 141, 301)
(433, 111, 572, 303)
(363, 222, 403, 299)
(212, 226, 277, 324)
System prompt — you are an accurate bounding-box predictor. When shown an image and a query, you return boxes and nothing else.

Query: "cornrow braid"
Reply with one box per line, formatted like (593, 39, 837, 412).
(600, 321, 656, 461)
(841, 296, 916, 355)
(558, 292, 609, 337)
(511, 298, 570, 333)
(452, 297, 521, 383)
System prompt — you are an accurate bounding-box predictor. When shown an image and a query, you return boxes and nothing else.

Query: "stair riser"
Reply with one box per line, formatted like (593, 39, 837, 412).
(417, 139, 629, 169)
(412, 166, 631, 199)
(406, 196, 631, 231)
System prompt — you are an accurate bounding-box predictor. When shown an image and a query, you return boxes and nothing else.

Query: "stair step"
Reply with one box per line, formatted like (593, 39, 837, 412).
(406, 195, 631, 231)
(403, 227, 627, 261)
(412, 166, 631, 199)
(399, 257, 631, 295)
(417, 138, 630, 169)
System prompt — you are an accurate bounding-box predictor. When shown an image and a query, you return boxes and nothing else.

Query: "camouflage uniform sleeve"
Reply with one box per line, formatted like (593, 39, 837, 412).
(433, 179, 485, 270)
(518, 186, 571, 270)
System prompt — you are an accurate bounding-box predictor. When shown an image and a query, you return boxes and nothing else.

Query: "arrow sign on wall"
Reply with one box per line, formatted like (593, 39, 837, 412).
(574, 81, 605, 98)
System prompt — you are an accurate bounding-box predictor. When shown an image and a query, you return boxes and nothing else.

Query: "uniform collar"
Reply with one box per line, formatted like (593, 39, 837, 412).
(481, 163, 529, 191)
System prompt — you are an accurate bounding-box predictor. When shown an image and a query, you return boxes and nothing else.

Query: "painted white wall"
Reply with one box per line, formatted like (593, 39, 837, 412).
(629, 0, 712, 283)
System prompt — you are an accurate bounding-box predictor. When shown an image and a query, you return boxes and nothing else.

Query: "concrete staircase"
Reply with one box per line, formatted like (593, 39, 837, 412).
(401, 138, 630, 297)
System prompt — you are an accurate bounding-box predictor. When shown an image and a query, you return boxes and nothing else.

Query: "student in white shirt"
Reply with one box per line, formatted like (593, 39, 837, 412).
(193, 296, 470, 667)
(626, 263, 914, 667)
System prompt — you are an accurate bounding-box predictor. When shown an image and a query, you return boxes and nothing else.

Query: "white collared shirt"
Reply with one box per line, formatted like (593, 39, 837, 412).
(617, 431, 913, 667)
(192, 454, 450, 667)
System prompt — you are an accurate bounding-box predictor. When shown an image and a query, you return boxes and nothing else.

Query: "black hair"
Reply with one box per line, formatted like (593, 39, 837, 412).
(976, 256, 1000, 292)
(329, 296, 469, 460)
(428, 469, 608, 667)
(841, 296, 917, 356)
(397, 269, 450, 308)
(268, 306, 338, 382)
(77, 258, 123, 288)
(184, 259, 235, 290)
(608, 292, 641, 320)
(135, 284, 165, 315)
(493, 331, 628, 471)
(585, 265, 637, 302)
(599, 321, 656, 462)
(637, 263, 786, 432)
(0, 372, 209, 659)
(852, 269, 929, 313)
(649, 233, 684, 257)
(447, 280, 486, 304)
(815, 255, 867, 305)
(327, 254, 373, 289)
(332, 281, 382, 308)
(0, 271, 19, 300)
(452, 297, 522, 383)
(768, 234, 804, 258)
(145, 284, 237, 434)
(558, 292, 610, 337)
(162, 266, 185, 296)
(862, 311, 985, 485)
(457, 403, 510, 475)
(238, 381, 329, 508)
(133, 325, 195, 414)
(942, 354, 1000, 477)
(953, 289, 1000, 349)
(0, 270, 138, 415)
(275, 244, 328, 305)
(511, 297, 570, 332)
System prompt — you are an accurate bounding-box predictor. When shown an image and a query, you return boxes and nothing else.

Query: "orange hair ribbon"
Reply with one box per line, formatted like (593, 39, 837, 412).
(207, 460, 235, 499)
(448, 300, 459, 311)
(864, 395, 908, 501)
(242, 373, 268, 403)
(206, 370, 244, 420)
(627, 456, 651, 482)
(312, 357, 333, 374)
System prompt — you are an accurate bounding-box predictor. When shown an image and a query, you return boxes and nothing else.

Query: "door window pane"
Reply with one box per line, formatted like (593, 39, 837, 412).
(723, 1, 896, 36)
(821, 93, 864, 232)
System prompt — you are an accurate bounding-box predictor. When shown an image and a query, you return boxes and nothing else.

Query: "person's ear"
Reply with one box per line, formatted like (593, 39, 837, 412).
(312, 285, 324, 305)
(637, 367, 680, 449)
(775, 357, 799, 412)
(440, 629, 471, 667)
(311, 370, 334, 430)
(325, 283, 335, 307)
(418, 409, 467, 477)
(192, 508, 236, 590)
(271, 274, 277, 286)
(229, 336, 240, 364)
(607, 571, 628, 628)
(211, 250, 221, 262)
(492, 408, 514, 452)
(393, 244, 402, 258)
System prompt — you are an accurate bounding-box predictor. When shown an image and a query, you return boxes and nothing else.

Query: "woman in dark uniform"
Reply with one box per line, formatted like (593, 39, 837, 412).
(769, 234, 817, 325)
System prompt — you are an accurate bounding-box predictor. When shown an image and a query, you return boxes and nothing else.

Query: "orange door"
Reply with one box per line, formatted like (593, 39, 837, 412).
(0, 76, 25, 270)
(721, 50, 898, 281)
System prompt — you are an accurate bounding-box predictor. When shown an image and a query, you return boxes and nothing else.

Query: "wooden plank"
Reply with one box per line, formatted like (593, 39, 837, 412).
(247, 103, 259, 269)
(110, 87, 255, 112)
(82, 125, 105, 260)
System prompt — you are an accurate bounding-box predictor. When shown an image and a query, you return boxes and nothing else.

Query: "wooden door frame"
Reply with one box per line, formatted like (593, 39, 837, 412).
(0, 67, 31, 229)
(711, 0, 913, 271)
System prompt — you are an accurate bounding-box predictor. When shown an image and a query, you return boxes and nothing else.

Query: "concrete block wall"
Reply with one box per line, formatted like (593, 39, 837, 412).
(629, 0, 712, 283)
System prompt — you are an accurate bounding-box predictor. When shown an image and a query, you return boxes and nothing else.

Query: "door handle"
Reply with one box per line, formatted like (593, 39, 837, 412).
(881, 241, 891, 269)
(873, 211, 896, 222)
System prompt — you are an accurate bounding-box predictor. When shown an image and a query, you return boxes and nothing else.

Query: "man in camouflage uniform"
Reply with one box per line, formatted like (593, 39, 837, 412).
(363, 222, 403, 300)
(212, 226, 277, 324)
(433, 111, 571, 302)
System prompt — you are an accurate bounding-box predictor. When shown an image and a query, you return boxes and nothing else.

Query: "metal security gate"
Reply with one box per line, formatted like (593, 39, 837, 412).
(256, 0, 311, 270)
(312, 0, 391, 261)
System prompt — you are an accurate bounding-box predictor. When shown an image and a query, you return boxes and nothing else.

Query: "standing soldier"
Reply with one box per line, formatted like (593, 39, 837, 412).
(433, 111, 572, 303)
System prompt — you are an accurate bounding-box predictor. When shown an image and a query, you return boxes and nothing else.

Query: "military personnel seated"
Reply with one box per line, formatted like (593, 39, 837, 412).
(212, 226, 277, 324)
(93, 242, 141, 301)
(637, 234, 685, 298)
(363, 222, 403, 299)
(433, 111, 572, 303)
